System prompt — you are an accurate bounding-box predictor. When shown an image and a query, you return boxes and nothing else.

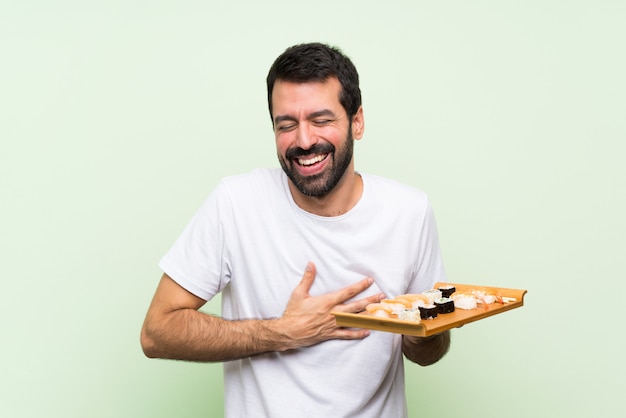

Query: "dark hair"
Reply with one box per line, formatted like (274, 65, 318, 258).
(266, 42, 362, 123)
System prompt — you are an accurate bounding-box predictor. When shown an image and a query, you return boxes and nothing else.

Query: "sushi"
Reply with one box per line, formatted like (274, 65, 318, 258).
(397, 308, 421, 322)
(423, 289, 443, 304)
(438, 285, 456, 298)
(452, 293, 478, 310)
(472, 289, 503, 305)
(418, 304, 439, 320)
(435, 297, 455, 314)
(365, 303, 394, 318)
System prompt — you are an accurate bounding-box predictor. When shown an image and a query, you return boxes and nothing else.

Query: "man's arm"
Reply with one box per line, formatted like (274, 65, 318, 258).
(402, 331, 451, 366)
(140, 262, 385, 362)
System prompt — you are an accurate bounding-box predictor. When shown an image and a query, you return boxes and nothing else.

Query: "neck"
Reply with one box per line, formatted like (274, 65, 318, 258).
(289, 169, 362, 217)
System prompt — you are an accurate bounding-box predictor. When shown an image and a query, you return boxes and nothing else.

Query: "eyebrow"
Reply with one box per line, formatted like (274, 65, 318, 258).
(273, 114, 297, 125)
(308, 109, 337, 120)
(273, 109, 338, 125)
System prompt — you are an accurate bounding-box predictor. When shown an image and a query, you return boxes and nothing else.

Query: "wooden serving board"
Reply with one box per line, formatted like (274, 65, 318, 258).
(331, 282, 527, 337)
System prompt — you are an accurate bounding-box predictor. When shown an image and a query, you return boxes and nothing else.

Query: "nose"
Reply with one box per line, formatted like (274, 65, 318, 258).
(295, 123, 317, 150)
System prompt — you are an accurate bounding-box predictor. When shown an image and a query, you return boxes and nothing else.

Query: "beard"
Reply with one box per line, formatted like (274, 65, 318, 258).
(278, 125, 354, 197)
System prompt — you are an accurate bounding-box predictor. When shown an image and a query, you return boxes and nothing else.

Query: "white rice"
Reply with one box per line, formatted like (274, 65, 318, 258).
(454, 295, 478, 310)
(398, 308, 421, 322)
(423, 289, 442, 304)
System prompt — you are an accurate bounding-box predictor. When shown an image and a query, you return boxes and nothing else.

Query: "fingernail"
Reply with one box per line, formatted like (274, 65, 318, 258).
(306, 262, 313, 272)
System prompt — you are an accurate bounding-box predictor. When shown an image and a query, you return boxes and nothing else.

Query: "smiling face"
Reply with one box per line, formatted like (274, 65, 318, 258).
(272, 77, 364, 198)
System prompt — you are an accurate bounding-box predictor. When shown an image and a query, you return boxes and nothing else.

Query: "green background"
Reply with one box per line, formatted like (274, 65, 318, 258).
(2, 1, 624, 417)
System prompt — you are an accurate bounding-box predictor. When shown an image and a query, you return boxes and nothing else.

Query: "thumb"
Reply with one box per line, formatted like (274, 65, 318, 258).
(293, 261, 316, 297)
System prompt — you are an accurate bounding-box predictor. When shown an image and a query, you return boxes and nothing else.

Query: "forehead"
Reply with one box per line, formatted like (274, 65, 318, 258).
(271, 78, 343, 117)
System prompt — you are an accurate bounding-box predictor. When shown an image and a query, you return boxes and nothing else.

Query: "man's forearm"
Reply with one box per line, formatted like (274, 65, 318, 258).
(140, 266, 383, 362)
(141, 308, 289, 362)
(402, 330, 450, 366)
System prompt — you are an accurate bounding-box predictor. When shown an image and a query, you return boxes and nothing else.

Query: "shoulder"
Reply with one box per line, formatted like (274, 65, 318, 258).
(194, 168, 287, 224)
(361, 172, 430, 207)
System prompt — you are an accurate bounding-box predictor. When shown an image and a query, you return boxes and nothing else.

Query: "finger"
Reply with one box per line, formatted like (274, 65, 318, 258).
(335, 292, 386, 313)
(330, 277, 375, 305)
(292, 262, 317, 298)
(331, 327, 371, 340)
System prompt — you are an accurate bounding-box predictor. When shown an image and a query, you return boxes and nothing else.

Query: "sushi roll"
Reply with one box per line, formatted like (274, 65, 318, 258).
(398, 308, 421, 322)
(435, 297, 455, 314)
(418, 304, 438, 320)
(438, 285, 456, 298)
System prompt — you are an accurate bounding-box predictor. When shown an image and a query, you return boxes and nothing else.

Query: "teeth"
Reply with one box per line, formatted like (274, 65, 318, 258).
(298, 154, 326, 166)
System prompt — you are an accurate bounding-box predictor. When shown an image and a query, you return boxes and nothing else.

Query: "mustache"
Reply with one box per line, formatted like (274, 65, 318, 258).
(285, 143, 335, 160)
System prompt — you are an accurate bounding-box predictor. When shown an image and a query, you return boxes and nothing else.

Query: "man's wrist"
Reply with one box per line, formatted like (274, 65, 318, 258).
(260, 317, 294, 352)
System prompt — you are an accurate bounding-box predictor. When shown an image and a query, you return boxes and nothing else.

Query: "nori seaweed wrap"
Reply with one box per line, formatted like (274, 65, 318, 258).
(418, 305, 438, 319)
(438, 286, 456, 298)
(435, 297, 455, 314)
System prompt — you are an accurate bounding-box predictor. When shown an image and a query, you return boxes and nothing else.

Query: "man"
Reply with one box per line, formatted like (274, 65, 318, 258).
(141, 42, 450, 417)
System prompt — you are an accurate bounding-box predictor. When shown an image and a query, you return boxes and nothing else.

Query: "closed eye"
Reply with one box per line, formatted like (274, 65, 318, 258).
(309, 109, 340, 126)
(312, 119, 333, 126)
(276, 123, 297, 132)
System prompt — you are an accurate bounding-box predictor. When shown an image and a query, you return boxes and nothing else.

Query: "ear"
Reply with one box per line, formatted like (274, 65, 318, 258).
(351, 106, 365, 140)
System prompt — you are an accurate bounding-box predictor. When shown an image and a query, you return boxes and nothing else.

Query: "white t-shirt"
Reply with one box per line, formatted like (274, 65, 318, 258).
(159, 168, 446, 418)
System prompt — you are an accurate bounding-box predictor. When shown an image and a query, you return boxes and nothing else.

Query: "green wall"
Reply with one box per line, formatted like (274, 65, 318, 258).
(2, 1, 624, 417)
